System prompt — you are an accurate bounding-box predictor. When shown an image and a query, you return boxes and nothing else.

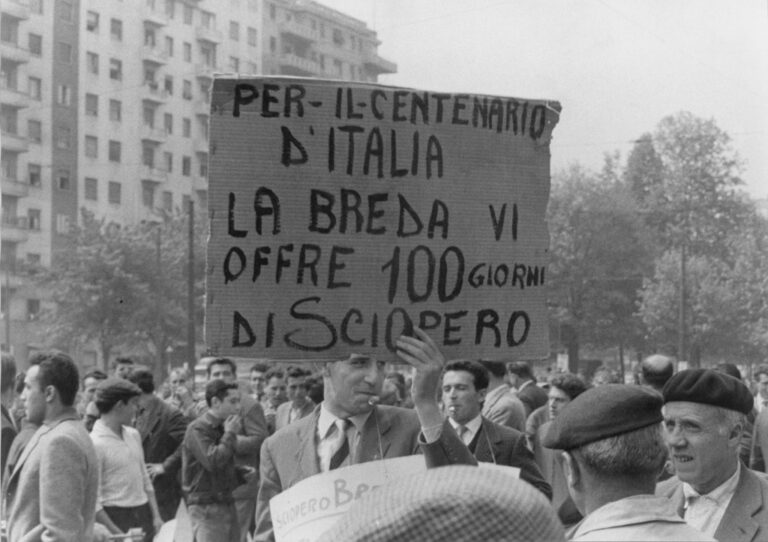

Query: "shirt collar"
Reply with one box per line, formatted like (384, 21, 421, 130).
(318, 402, 371, 438)
(91, 418, 125, 440)
(682, 461, 741, 506)
(518, 380, 533, 392)
(448, 413, 483, 435)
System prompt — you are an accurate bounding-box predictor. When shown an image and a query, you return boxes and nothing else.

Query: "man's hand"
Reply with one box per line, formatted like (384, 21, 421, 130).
(396, 328, 445, 432)
(147, 463, 165, 480)
(224, 414, 243, 434)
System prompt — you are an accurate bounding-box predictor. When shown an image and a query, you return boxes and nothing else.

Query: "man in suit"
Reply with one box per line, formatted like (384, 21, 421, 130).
(129, 368, 188, 522)
(442, 360, 551, 498)
(657, 368, 768, 541)
(274, 367, 315, 431)
(478, 359, 526, 431)
(507, 361, 548, 418)
(255, 328, 476, 542)
(5, 351, 99, 542)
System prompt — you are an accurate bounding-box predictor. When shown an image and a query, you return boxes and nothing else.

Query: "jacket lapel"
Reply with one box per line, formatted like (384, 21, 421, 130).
(359, 406, 391, 461)
(9, 423, 48, 482)
(474, 418, 500, 463)
(293, 408, 321, 484)
(715, 466, 761, 542)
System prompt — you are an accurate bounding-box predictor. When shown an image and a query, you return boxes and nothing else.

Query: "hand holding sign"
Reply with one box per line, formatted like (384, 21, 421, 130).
(396, 327, 446, 430)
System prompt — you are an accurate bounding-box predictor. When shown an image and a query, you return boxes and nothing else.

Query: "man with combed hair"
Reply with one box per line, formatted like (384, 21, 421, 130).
(5, 351, 99, 541)
(507, 361, 547, 417)
(274, 367, 315, 431)
(657, 368, 768, 541)
(544, 384, 712, 541)
(478, 359, 526, 431)
(639, 354, 674, 393)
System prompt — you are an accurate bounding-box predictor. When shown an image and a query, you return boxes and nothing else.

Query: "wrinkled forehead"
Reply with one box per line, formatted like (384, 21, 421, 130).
(662, 401, 721, 420)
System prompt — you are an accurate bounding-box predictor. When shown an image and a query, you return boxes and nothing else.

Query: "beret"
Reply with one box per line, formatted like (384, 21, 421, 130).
(543, 384, 662, 450)
(95, 377, 142, 403)
(663, 368, 753, 414)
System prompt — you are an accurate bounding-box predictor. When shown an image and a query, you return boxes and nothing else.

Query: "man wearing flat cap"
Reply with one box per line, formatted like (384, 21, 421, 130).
(544, 384, 713, 541)
(657, 368, 768, 541)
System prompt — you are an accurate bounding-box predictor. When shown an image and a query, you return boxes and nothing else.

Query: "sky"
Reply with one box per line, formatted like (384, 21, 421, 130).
(320, 0, 768, 199)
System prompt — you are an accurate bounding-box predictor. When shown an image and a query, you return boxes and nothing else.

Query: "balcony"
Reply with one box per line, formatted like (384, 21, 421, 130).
(3, 0, 30, 20)
(193, 174, 208, 194)
(141, 46, 168, 65)
(278, 54, 320, 77)
(0, 42, 30, 63)
(0, 81, 29, 108)
(143, 9, 169, 27)
(195, 63, 215, 82)
(1, 132, 28, 153)
(1, 216, 29, 242)
(278, 20, 317, 45)
(2, 176, 29, 198)
(194, 98, 210, 117)
(195, 26, 222, 44)
(141, 82, 169, 104)
(140, 125, 168, 144)
(363, 52, 397, 75)
(140, 165, 168, 183)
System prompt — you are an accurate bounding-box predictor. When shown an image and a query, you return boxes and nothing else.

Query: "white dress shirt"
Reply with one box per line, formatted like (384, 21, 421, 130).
(682, 462, 740, 538)
(316, 403, 371, 472)
(448, 414, 483, 447)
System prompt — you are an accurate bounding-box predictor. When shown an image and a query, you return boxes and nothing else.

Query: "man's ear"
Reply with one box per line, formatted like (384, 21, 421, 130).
(562, 451, 580, 490)
(44, 385, 57, 404)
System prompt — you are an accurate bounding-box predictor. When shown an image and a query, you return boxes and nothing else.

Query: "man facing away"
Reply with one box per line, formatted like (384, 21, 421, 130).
(5, 351, 99, 542)
(254, 328, 476, 542)
(543, 384, 712, 541)
(657, 368, 768, 541)
(639, 354, 675, 394)
(182, 380, 245, 542)
(478, 359, 526, 431)
(507, 361, 548, 418)
(441, 360, 551, 498)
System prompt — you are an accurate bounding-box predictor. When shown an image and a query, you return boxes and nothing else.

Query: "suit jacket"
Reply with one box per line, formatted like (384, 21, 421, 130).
(473, 417, 552, 499)
(274, 399, 315, 432)
(134, 393, 188, 521)
(515, 380, 548, 418)
(481, 385, 526, 431)
(751, 408, 768, 472)
(255, 404, 475, 542)
(1, 404, 17, 476)
(5, 411, 99, 542)
(656, 464, 768, 542)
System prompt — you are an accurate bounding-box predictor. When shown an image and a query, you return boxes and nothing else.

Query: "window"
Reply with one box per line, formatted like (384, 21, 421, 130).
(143, 104, 155, 127)
(1, 106, 18, 134)
(108, 181, 121, 204)
(182, 156, 191, 176)
(165, 0, 175, 18)
(199, 156, 208, 177)
(183, 42, 192, 62)
(182, 79, 192, 100)
(201, 11, 214, 29)
(142, 184, 155, 207)
(183, 4, 193, 24)
(27, 120, 42, 142)
(56, 214, 71, 234)
(28, 77, 42, 100)
(85, 178, 98, 201)
(333, 29, 344, 46)
(56, 85, 71, 106)
(57, 169, 71, 190)
(165, 36, 174, 57)
(60, 0, 74, 21)
(85, 135, 98, 158)
(247, 27, 257, 46)
(142, 145, 155, 167)
(270, 4, 276, 20)
(109, 99, 121, 121)
(28, 164, 41, 187)
(85, 94, 98, 116)
(162, 191, 173, 211)
(182, 194, 191, 211)
(28, 209, 41, 230)
(110, 19, 123, 40)
(110, 58, 122, 80)
(229, 57, 239, 72)
(87, 52, 99, 74)
(229, 21, 239, 41)
(58, 42, 72, 63)
(164, 113, 173, 134)
(164, 75, 173, 95)
(182, 117, 191, 137)
(108, 141, 121, 162)
(200, 43, 215, 67)
(27, 299, 41, 321)
(28, 34, 42, 55)
(56, 126, 71, 149)
(164, 151, 173, 172)
(86, 11, 99, 32)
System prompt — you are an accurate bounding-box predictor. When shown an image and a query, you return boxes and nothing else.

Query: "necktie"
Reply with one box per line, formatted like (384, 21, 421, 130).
(329, 419, 351, 470)
(457, 424, 470, 445)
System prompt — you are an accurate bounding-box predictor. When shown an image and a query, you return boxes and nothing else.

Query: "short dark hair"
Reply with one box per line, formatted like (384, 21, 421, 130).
(507, 362, 533, 380)
(14, 372, 25, 395)
(1, 353, 17, 394)
(548, 372, 588, 400)
(478, 360, 506, 379)
(114, 357, 135, 367)
(265, 368, 284, 381)
(286, 367, 309, 379)
(206, 357, 237, 378)
(128, 368, 155, 394)
(29, 351, 80, 406)
(95, 379, 142, 414)
(82, 369, 108, 384)
(306, 375, 324, 404)
(250, 362, 269, 374)
(205, 380, 238, 407)
(444, 360, 489, 392)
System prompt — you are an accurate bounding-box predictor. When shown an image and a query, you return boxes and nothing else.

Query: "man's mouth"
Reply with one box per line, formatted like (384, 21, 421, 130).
(674, 455, 694, 463)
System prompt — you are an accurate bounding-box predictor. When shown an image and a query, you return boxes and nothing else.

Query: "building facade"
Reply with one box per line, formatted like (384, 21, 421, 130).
(0, 0, 395, 364)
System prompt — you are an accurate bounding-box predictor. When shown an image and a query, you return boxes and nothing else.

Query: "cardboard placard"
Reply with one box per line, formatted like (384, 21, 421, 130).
(206, 77, 561, 360)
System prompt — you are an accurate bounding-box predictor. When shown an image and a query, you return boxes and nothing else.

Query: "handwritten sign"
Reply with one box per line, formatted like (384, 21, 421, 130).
(270, 456, 425, 542)
(205, 77, 561, 360)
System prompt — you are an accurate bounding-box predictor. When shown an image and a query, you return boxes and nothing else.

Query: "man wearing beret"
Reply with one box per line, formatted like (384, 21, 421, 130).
(657, 368, 768, 541)
(544, 384, 712, 541)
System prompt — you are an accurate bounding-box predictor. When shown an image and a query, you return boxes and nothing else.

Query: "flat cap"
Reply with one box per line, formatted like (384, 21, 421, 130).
(543, 384, 662, 450)
(663, 368, 753, 415)
(95, 377, 142, 403)
(318, 465, 564, 542)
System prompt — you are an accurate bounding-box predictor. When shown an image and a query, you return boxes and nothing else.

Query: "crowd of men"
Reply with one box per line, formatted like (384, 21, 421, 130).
(2, 338, 768, 541)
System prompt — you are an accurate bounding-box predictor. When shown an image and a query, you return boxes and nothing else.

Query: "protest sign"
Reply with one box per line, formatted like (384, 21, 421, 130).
(205, 77, 561, 360)
(269, 455, 425, 542)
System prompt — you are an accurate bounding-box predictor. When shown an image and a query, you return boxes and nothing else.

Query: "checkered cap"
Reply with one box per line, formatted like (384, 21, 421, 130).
(318, 465, 565, 542)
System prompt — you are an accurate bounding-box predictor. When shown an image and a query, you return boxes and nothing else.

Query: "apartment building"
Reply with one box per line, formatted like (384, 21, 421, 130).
(0, 0, 395, 363)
